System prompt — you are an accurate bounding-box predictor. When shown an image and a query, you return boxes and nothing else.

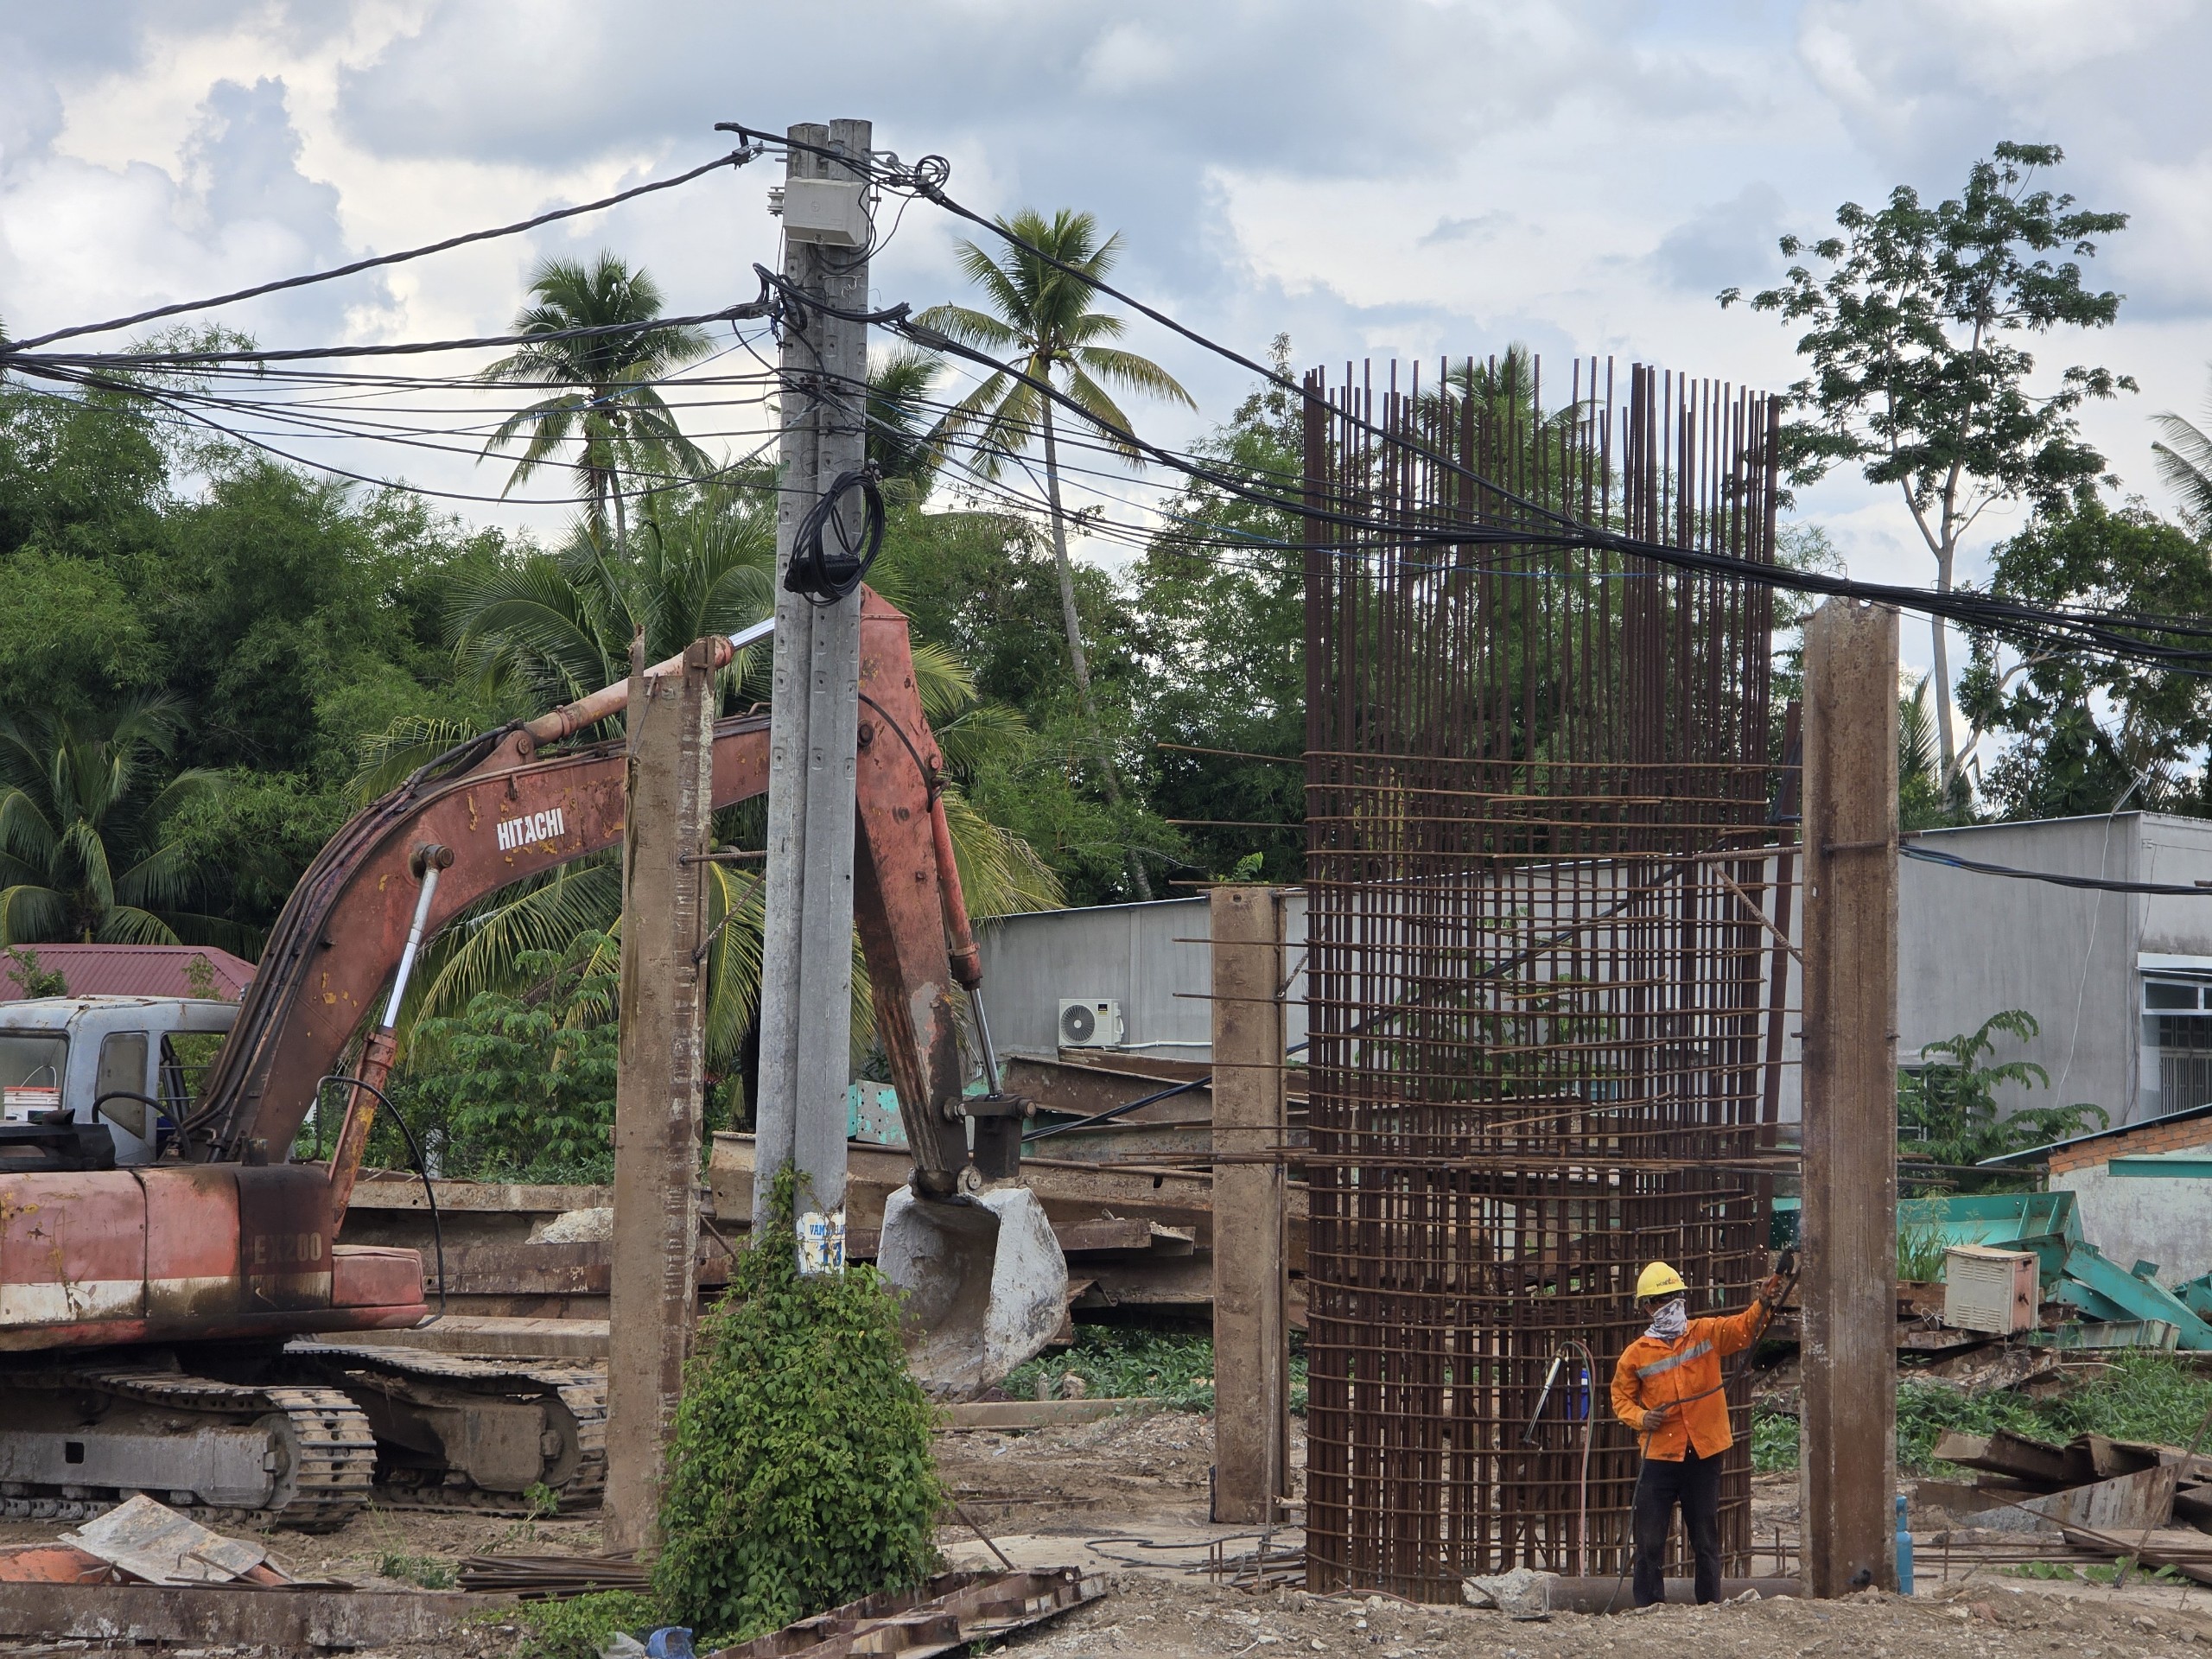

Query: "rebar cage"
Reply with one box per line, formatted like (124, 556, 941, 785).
(1300, 357, 1790, 1599)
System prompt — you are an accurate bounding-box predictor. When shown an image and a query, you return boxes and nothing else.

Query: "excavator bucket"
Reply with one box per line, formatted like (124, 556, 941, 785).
(878, 1185, 1069, 1398)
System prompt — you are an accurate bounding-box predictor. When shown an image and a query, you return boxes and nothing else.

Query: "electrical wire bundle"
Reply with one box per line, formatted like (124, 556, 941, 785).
(4, 128, 2212, 686)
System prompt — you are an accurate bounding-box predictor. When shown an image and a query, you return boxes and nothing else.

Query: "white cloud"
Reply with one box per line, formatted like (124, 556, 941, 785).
(0, 0, 2204, 556)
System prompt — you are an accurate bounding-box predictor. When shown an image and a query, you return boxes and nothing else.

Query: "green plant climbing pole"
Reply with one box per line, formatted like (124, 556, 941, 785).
(651, 1170, 944, 1644)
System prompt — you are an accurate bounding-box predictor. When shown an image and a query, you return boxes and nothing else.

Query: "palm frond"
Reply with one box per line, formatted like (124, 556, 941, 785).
(94, 905, 182, 946)
(0, 884, 65, 947)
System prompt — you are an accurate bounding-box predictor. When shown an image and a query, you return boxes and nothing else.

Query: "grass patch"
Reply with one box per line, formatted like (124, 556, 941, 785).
(510, 1590, 659, 1659)
(1751, 1353, 2212, 1475)
(375, 1550, 454, 1590)
(1001, 1326, 1313, 1414)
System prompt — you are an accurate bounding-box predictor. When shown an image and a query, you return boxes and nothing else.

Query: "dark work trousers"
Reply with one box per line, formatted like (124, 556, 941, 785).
(1630, 1445, 1721, 1607)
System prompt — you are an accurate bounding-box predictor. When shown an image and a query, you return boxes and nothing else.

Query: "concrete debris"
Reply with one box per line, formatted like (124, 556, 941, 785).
(60, 1494, 279, 1586)
(1462, 1566, 1556, 1619)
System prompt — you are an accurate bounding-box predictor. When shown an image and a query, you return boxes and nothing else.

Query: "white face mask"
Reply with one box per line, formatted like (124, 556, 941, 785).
(1647, 1298, 1688, 1342)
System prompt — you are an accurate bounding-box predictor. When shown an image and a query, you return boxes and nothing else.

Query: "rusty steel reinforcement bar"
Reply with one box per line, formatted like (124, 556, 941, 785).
(1301, 355, 1789, 1602)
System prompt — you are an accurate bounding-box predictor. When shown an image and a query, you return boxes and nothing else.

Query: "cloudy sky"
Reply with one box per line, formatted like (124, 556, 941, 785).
(4, 0, 2210, 683)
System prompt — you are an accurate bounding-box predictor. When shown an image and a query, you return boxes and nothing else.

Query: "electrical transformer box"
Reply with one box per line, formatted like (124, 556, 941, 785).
(1943, 1245, 2040, 1335)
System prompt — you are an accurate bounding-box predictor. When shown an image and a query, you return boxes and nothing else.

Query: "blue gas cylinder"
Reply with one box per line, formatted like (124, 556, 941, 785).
(1894, 1494, 1914, 1595)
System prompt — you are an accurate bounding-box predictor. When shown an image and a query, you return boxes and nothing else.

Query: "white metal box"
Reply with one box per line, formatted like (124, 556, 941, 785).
(1943, 1245, 2039, 1335)
(1058, 998, 1124, 1049)
(779, 179, 870, 248)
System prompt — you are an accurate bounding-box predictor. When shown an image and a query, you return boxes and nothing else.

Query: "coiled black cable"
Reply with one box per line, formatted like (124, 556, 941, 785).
(784, 467, 885, 603)
(315, 1072, 446, 1324)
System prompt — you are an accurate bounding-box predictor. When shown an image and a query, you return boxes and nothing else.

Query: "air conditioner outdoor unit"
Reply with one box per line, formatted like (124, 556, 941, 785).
(1058, 999, 1124, 1049)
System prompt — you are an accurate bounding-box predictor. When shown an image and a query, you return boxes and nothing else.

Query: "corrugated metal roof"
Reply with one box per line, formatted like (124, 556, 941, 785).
(0, 944, 255, 1003)
(1980, 1099, 2212, 1166)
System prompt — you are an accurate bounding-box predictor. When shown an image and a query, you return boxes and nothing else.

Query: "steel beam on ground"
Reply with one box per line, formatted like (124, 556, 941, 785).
(1798, 599, 1900, 1596)
(603, 637, 715, 1557)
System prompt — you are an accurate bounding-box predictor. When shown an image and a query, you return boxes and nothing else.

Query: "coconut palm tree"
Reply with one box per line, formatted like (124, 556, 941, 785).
(2153, 372, 2212, 534)
(917, 209, 1193, 899)
(479, 252, 711, 556)
(867, 347, 943, 496)
(0, 698, 232, 948)
(354, 484, 1059, 1083)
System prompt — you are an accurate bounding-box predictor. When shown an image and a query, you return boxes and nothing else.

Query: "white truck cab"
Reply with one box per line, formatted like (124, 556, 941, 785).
(0, 996, 239, 1166)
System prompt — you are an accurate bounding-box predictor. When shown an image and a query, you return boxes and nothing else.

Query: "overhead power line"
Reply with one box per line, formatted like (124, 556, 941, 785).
(1901, 842, 2212, 896)
(0, 146, 765, 354)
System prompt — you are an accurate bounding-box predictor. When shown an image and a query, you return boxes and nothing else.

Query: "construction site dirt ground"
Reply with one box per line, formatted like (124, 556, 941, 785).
(0, 1408, 2209, 1655)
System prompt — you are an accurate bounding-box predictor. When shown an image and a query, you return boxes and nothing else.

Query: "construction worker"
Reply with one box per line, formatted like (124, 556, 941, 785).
(1611, 1261, 1787, 1608)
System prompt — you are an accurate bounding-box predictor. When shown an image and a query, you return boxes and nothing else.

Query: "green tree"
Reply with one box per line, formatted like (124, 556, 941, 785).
(1723, 142, 2133, 790)
(448, 481, 778, 720)
(2152, 369, 2212, 533)
(378, 931, 621, 1182)
(0, 698, 232, 947)
(1135, 339, 1306, 881)
(865, 347, 942, 496)
(1959, 499, 2212, 818)
(917, 208, 1195, 899)
(1899, 1010, 2106, 1192)
(480, 252, 710, 556)
(870, 504, 1175, 903)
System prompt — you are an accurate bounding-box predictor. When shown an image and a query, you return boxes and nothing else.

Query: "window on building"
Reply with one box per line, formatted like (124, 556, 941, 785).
(2145, 975, 2212, 1116)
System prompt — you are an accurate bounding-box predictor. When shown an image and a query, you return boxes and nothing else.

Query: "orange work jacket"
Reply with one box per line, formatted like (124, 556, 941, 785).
(1610, 1300, 1771, 1462)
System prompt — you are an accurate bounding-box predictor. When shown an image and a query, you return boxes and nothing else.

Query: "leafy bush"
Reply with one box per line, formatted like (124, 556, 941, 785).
(382, 931, 620, 1182)
(509, 1590, 659, 1659)
(2, 946, 65, 998)
(1898, 1010, 2106, 1191)
(651, 1171, 942, 1645)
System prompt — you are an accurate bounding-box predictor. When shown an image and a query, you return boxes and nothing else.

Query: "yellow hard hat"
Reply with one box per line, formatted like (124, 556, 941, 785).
(1637, 1261, 1688, 1301)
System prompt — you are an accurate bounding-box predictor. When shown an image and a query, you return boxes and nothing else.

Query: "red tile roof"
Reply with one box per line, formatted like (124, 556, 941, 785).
(0, 944, 255, 1003)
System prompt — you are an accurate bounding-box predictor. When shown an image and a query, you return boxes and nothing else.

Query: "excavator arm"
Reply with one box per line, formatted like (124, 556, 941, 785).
(187, 589, 1065, 1392)
(192, 589, 984, 1188)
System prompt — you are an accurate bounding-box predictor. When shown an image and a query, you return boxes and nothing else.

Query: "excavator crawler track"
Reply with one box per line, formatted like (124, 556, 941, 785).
(0, 1365, 375, 1531)
(289, 1344, 607, 1514)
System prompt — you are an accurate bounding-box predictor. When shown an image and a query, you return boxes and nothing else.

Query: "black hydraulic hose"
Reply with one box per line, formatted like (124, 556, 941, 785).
(315, 1073, 445, 1324)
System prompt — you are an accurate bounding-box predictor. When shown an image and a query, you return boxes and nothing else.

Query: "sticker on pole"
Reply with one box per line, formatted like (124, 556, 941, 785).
(798, 1209, 846, 1275)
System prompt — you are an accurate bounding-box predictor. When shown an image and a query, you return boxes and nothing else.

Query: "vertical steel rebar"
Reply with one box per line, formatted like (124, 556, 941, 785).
(1301, 355, 1791, 1601)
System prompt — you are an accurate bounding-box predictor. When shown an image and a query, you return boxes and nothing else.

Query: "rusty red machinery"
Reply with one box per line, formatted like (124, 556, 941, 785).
(0, 590, 1060, 1527)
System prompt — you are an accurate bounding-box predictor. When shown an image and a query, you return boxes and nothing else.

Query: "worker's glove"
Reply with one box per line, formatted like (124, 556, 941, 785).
(1640, 1409, 1668, 1433)
(1757, 1274, 1786, 1306)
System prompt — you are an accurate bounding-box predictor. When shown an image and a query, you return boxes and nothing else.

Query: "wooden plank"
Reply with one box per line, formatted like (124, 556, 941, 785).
(424, 1241, 731, 1296)
(708, 1134, 1312, 1266)
(1930, 1428, 2074, 1488)
(1209, 884, 1289, 1526)
(707, 1567, 1098, 1658)
(604, 636, 715, 1556)
(2023, 1465, 2178, 1532)
(342, 1314, 613, 1361)
(1799, 600, 1901, 1598)
(347, 1175, 612, 1214)
(0, 1582, 515, 1648)
(938, 1399, 1147, 1430)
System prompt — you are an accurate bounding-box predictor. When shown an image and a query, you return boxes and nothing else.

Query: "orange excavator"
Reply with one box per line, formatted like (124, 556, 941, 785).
(0, 591, 1065, 1527)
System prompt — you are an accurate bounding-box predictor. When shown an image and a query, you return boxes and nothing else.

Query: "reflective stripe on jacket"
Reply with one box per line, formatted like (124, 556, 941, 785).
(1609, 1301, 1771, 1462)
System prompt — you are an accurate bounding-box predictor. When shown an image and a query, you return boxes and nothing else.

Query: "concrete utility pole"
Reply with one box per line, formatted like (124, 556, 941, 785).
(603, 637, 715, 1558)
(1209, 885, 1292, 1523)
(753, 118, 873, 1270)
(1798, 600, 1900, 1597)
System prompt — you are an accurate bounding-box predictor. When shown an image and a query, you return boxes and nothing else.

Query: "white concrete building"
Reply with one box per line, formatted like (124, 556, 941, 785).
(977, 812, 2212, 1132)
